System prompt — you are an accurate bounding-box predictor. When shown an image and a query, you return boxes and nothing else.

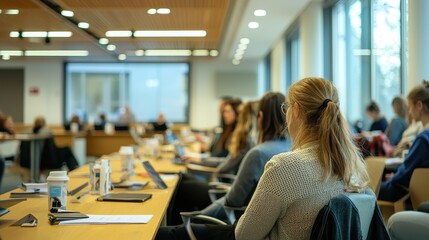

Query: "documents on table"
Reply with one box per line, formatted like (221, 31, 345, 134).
(22, 183, 48, 193)
(59, 214, 153, 224)
(385, 157, 403, 165)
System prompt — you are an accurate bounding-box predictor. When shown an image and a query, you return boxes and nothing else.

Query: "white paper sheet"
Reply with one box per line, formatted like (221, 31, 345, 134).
(385, 157, 403, 165)
(59, 214, 153, 225)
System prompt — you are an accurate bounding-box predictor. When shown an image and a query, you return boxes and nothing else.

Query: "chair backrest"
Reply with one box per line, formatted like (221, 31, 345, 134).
(410, 168, 429, 210)
(365, 157, 385, 197)
(344, 189, 376, 240)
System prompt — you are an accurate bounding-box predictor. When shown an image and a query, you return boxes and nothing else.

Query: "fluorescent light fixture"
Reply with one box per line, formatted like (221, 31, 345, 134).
(61, 10, 74, 17)
(78, 22, 89, 29)
(353, 49, 371, 56)
(254, 10, 267, 16)
(147, 8, 157, 14)
(157, 8, 170, 14)
(10, 31, 72, 38)
(133, 30, 206, 37)
(24, 50, 88, 57)
(5, 9, 19, 15)
(106, 44, 116, 51)
(106, 31, 133, 37)
(135, 50, 144, 56)
(118, 54, 127, 60)
(22, 31, 47, 37)
(232, 59, 240, 65)
(0, 10, 2, 14)
(48, 31, 72, 37)
(234, 55, 243, 60)
(238, 43, 247, 50)
(192, 50, 209, 56)
(209, 50, 219, 57)
(10, 31, 19, 38)
(248, 22, 259, 29)
(2, 55, 10, 60)
(0, 50, 23, 56)
(99, 38, 109, 45)
(240, 38, 250, 44)
(145, 50, 192, 56)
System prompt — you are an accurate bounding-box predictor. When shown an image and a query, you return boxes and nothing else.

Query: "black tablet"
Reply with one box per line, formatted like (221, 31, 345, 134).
(142, 160, 168, 189)
(0, 198, 27, 217)
(97, 193, 152, 202)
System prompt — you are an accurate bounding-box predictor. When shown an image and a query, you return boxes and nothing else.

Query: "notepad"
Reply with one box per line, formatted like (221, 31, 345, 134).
(97, 193, 152, 202)
(59, 214, 153, 224)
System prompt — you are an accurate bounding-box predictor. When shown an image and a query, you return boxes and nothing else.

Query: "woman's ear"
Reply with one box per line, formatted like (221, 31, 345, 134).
(293, 102, 300, 118)
(416, 100, 424, 111)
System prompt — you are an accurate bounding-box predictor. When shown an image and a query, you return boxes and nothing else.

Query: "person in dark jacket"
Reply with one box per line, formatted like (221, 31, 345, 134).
(366, 101, 388, 132)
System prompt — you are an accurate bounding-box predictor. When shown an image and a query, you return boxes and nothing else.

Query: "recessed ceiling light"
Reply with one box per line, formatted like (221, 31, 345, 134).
(11, 31, 72, 38)
(118, 54, 127, 60)
(209, 50, 219, 57)
(2, 55, 10, 60)
(147, 8, 157, 14)
(24, 50, 88, 57)
(99, 38, 109, 45)
(106, 31, 133, 37)
(254, 10, 267, 16)
(240, 38, 250, 44)
(248, 22, 259, 29)
(192, 50, 209, 56)
(61, 10, 74, 17)
(234, 54, 243, 60)
(236, 49, 245, 55)
(106, 44, 116, 51)
(238, 44, 248, 50)
(10, 31, 19, 38)
(135, 50, 144, 56)
(0, 10, 2, 14)
(133, 30, 206, 37)
(5, 9, 19, 15)
(22, 31, 47, 38)
(144, 50, 192, 56)
(78, 22, 89, 29)
(157, 8, 170, 14)
(232, 59, 240, 65)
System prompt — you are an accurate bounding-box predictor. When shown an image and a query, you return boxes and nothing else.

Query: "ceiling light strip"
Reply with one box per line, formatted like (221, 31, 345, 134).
(24, 50, 88, 57)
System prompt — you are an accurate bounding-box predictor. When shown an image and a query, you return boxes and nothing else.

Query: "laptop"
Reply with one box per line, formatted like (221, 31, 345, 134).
(0, 198, 27, 217)
(142, 160, 168, 189)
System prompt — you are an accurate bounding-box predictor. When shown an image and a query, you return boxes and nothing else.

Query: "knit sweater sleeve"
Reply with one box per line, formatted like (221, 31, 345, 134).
(235, 159, 284, 240)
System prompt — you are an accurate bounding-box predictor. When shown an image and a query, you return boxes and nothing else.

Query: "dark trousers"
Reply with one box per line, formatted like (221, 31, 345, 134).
(378, 180, 408, 201)
(156, 224, 235, 240)
(168, 174, 212, 225)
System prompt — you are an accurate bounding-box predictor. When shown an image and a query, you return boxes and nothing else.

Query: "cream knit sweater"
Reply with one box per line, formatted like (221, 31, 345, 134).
(235, 145, 345, 240)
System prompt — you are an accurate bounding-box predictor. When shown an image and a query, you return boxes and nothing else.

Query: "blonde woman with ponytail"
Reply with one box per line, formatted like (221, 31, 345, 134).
(235, 77, 369, 240)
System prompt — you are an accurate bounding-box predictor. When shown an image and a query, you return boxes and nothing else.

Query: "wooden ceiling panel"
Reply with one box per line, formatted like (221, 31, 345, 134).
(0, 0, 231, 60)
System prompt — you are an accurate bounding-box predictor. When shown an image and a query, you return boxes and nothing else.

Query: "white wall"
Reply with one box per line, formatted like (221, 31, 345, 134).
(270, 38, 286, 94)
(190, 60, 259, 129)
(299, 1, 324, 78)
(0, 61, 63, 124)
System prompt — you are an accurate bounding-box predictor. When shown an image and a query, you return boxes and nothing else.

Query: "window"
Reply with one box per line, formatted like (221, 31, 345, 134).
(372, 0, 403, 119)
(65, 63, 189, 123)
(286, 26, 300, 87)
(330, 0, 407, 127)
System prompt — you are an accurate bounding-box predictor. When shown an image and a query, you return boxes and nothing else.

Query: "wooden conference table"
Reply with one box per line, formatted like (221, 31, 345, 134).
(0, 152, 186, 240)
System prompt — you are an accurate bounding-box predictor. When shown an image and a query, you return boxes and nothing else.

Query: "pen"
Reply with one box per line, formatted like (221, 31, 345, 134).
(72, 190, 90, 203)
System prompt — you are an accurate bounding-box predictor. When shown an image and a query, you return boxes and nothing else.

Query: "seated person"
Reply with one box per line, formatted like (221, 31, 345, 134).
(195, 92, 291, 221)
(157, 77, 370, 240)
(152, 113, 169, 131)
(94, 113, 107, 130)
(27, 116, 79, 171)
(386, 96, 408, 146)
(0, 115, 15, 135)
(167, 101, 257, 225)
(393, 112, 423, 157)
(366, 100, 388, 132)
(117, 105, 135, 124)
(64, 114, 83, 131)
(379, 81, 429, 201)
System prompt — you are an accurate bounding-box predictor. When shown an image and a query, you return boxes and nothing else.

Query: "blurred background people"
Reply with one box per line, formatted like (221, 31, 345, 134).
(117, 105, 135, 124)
(366, 100, 388, 132)
(152, 113, 169, 131)
(386, 96, 408, 146)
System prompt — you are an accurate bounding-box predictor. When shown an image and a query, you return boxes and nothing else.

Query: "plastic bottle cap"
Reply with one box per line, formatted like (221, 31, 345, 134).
(47, 171, 69, 181)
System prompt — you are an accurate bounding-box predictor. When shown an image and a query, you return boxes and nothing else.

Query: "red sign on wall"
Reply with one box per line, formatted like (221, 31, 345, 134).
(29, 86, 39, 95)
